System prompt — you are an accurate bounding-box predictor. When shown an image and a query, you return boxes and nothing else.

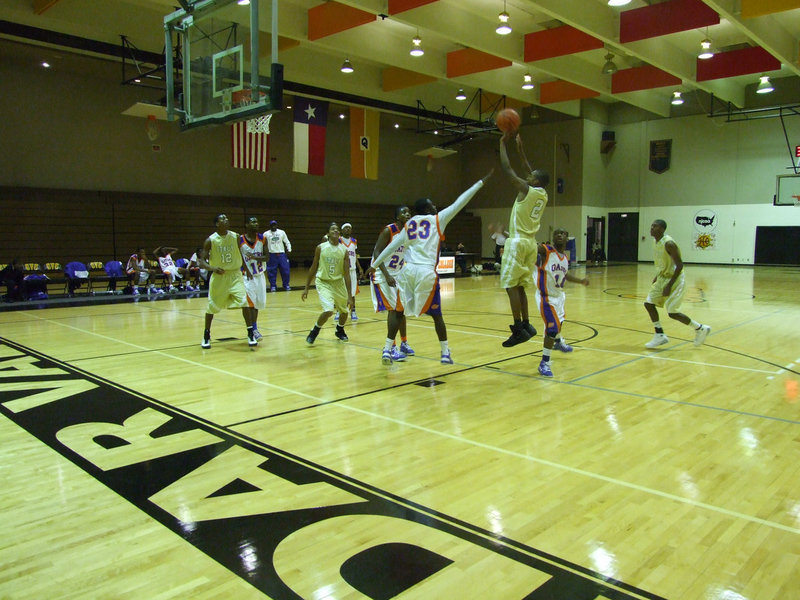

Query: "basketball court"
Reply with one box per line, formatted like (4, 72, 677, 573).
(1, 264, 799, 599)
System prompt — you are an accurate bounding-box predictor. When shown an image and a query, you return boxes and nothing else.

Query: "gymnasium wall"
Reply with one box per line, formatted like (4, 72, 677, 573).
(0, 186, 481, 269)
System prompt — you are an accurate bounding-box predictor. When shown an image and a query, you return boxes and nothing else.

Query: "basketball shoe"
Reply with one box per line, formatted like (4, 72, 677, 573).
(645, 333, 669, 348)
(334, 326, 349, 342)
(694, 325, 711, 346)
(390, 346, 407, 362)
(440, 351, 453, 365)
(399, 341, 415, 356)
(554, 338, 573, 352)
(538, 360, 553, 377)
(381, 350, 393, 365)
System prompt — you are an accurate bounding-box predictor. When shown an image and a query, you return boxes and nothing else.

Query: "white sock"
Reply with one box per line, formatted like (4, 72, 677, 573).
(440, 340, 449, 353)
(384, 338, 393, 352)
(689, 319, 701, 329)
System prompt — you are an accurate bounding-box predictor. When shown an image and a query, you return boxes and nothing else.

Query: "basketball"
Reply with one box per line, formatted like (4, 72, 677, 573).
(496, 108, 521, 133)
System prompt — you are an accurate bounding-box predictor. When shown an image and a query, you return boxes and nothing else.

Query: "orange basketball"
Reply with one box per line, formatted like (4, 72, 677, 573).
(496, 108, 521, 133)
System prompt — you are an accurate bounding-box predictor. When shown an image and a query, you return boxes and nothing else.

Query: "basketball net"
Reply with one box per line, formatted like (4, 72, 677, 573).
(247, 113, 272, 134)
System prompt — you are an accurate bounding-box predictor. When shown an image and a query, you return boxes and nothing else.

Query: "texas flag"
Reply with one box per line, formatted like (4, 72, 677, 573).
(293, 98, 328, 176)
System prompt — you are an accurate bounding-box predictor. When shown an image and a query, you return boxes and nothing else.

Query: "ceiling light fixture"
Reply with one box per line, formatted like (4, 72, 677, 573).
(237, 0, 250, 5)
(41, 61, 51, 68)
(601, 53, 618, 75)
(496, 1, 512, 35)
(607, 0, 632, 6)
(698, 28, 714, 60)
(455, 88, 467, 101)
(340, 58, 354, 73)
(522, 73, 534, 90)
(756, 75, 774, 94)
(671, 91, 684, 105)
(698, 39, 714, 60)
(410, 35, 424, 57)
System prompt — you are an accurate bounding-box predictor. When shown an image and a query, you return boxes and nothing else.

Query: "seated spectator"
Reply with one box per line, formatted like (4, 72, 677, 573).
(126, 247, 158, 295)
(188, 247, 209, 289)
(153, 246, 194, 292)
(1, 258, 27, 301)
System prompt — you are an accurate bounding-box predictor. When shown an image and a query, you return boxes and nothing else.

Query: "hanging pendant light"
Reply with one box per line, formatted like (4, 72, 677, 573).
(522, 74, 534, 90)
(601, 53, 618, 75)
(496, 1, 512, 35)
(340, 58, 354, 73)
(756, 75, 774, 94)
(455, 88, 467, 101)
(671, 91, 684, 105)
(410, 34, 424, 57)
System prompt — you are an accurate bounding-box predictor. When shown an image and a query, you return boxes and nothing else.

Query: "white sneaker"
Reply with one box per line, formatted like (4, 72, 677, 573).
(645, 333, 669, 348)
(694, 324, 711, 346)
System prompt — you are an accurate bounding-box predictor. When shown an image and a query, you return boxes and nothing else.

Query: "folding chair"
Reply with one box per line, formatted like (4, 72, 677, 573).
(64, 261, 91, 296)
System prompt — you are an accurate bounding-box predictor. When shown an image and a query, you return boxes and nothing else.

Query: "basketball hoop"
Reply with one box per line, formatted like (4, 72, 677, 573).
(230, 88, 272, 134)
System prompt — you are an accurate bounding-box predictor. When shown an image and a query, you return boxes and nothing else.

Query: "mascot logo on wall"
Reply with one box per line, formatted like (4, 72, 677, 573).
(693, 209, 717, 250)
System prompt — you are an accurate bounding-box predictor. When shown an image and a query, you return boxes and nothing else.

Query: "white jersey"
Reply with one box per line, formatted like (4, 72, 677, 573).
(341, 237, 359, 272)
(239, 233, 266, 277)
(536, 244, 569, 302)
(372, 179, 485, 271)
(157, 254, 176, 272)
(265, 228, 292, 254)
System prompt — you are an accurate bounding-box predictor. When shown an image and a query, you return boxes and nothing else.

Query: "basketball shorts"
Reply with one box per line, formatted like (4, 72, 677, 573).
(646, 273, 685, 312)
(371, 272, 403, 312)
(316, 277, 350, 314)
(128, 270, 149, 285)
(163, 265, 184, 280)
(535, 289, 566, 335)
(499, 237, 538, 288)
(244, 273, 267, 310)
(207, 270, 247, 314)
(396, 262, 441, 318)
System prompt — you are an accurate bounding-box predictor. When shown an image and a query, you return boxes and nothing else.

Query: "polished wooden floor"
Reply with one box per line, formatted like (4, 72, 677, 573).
(1, 264, 799, 600)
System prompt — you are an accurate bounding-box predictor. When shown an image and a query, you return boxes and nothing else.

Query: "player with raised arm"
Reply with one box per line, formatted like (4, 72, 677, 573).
(368, 170, 493, 365)
(498, 132, 549, 348)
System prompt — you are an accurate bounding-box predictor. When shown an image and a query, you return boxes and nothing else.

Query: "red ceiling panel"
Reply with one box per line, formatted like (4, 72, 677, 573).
(446, 49, 511, 78)
(524, 26, 604, 62)
(696, 46, 782, 81)
(620, 0, 719, 44)
(388, 0, 439, 14)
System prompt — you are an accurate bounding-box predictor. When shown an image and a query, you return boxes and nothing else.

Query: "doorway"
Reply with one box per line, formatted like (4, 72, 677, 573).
(586, 216, 606, 264)
(607, 212, 639, 262)
(755, 226, 800, 265)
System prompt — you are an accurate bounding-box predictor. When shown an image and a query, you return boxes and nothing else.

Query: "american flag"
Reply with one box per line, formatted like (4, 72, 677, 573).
(231, 121, 269, 173)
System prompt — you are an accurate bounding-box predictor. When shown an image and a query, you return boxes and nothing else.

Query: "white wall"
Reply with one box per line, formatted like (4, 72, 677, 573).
(593, 113, 800, 263)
